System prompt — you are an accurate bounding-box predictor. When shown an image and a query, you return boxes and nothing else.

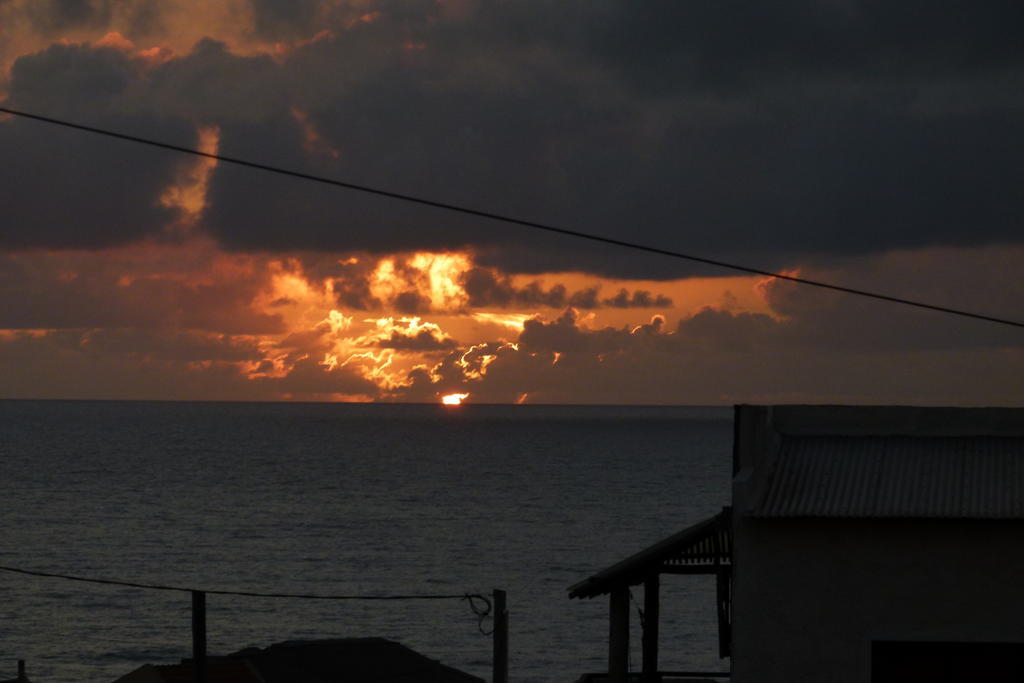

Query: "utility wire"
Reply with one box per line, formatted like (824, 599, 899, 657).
(0, 565, 486, 604)
(0, 564, 496, 637)
(1, 105, 1021, 330)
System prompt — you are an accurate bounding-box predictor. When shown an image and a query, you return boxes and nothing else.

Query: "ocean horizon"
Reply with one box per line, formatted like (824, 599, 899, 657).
(0, 400, 734, 682)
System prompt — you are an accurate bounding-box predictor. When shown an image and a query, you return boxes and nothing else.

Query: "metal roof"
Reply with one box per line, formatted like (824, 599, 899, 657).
(754, 435, 1024, 518)
(568, 508, 731, 599)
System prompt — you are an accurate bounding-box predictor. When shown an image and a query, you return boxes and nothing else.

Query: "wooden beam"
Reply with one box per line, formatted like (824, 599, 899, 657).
(609, 588, 630, 683)
(192, 590, 207, 683)
(717, 565, 732, 659)
(492, 589, 508, 683)
(642, 576, 660, 683)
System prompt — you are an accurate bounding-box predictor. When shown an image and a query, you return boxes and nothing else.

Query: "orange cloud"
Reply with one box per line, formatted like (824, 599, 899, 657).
(360, 316, 458, 351)
(470, 312, 532, 333)
(0, 234, 872, 403)
(367, 252, 473, 313)
(92, 32, 134, 52)
(159, 125, 220, 231)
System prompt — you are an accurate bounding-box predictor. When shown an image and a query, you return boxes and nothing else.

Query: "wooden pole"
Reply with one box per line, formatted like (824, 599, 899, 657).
(492, 589, 508, 683)
(642, 576, 660, 682)
(716, 565, 732, 659)
(191, 590, 207, 683)
(609, 588, 630, 683)
(17, 660, 25, 683)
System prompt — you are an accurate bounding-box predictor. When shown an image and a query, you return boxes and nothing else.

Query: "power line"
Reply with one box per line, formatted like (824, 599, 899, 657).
(0, 564, 484, 603)
(0, 564, 496, 636)
(1, 104, 1021, 330)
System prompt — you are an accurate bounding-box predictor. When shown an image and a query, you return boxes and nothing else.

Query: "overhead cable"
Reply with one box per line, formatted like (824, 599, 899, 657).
(0, 564, 484, 603)
(1, 105, 1021, 330)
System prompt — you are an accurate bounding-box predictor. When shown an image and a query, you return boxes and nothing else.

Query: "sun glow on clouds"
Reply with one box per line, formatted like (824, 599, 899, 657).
(159, 125, 220, 232)
(471, 312, 532, 332)
(411, 252, 471, 310)
(233, 247, 717, 399)
(0, 241, 773, 402)
(369, 252, 473, 313)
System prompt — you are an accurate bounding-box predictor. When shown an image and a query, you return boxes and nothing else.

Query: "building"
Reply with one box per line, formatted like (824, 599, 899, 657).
(571, 405, 1024, 682)
(112, 638, 484, 683)
(733, 405, 1024, 682)
(113, 657, 262, 683)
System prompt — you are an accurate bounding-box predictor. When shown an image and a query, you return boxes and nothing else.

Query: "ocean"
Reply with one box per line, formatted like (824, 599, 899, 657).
(0, 400, 733, 682)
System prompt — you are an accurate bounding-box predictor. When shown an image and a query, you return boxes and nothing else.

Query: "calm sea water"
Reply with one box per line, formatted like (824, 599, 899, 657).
(0, 401, 733, 682)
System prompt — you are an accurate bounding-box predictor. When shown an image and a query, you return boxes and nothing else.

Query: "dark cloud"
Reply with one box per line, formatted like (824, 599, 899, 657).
(245, 0, 439, 42)
(247, 0, 323, 40)
(676, 308, 779, 353)
(1, 241, 1020, 404)
(462, 268, 671, 309)
(204, 3, 1024, 276)
(602, 288, 672, 309)
(462, 267, 514, 307)
(391, 290, 428, 315)
(295, 256, 381, 310)
(252, 356, 380, 399)
(518, 309, 627, 355)
(277, 328, 330, 353)
(1, 43, 191, 249)
(385, 245, 1024, 404)
(587, 1, 1024, 93)
(399, 287, 1023, 406)
(0, 251, 284, 334)
(373, 328, 457, 351)
(0, 329, 263, 401)
(2, 3, 1024, 281)
(145, 38, 287, 123)
(17, 0, 162, 38)
(0, 326, 377, 401)
(568, 287, 599, 309)
(23, 0, 111, 34)
(77, 328, 262, 363)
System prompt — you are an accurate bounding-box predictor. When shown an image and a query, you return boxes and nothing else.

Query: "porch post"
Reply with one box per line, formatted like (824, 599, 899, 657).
(493, 589, 508, 683)
(609, 587, 630, 683)
(642, 575, 660, 682)
(192, 590, 207, 683)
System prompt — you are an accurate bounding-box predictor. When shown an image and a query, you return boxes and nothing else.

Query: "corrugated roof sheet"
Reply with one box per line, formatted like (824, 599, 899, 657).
(754, 436, 1024, 518)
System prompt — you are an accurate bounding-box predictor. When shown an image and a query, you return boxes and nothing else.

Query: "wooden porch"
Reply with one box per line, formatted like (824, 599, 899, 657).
(568, 508, 732, 683)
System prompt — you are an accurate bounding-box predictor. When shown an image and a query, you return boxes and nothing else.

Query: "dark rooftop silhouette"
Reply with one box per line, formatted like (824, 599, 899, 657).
(113, 638, 484, 683)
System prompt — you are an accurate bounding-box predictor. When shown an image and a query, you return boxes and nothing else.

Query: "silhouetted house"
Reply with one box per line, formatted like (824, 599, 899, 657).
(113, 657, 262, 683)
(232, 638, 483, 683)
(113, 637, 483, 683)
(571, 405, 1024, 683)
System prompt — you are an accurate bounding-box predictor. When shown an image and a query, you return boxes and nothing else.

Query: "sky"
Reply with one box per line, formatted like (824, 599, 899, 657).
(0, 0, 1021, 405)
